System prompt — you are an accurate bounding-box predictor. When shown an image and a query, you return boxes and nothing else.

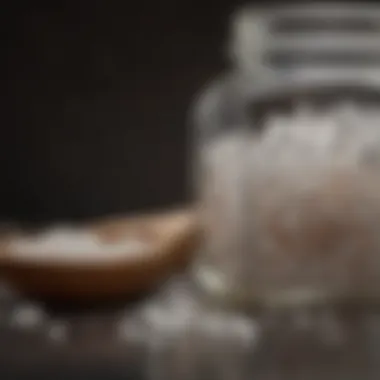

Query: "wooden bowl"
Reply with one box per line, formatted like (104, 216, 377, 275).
(0, 208, 201, 301)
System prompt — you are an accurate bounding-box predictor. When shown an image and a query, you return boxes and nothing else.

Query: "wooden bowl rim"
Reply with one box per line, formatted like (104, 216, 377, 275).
(0, 208, 197, 270)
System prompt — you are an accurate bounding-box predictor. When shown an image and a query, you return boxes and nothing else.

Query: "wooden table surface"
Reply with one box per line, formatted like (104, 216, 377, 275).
(1, 275, 380, 380)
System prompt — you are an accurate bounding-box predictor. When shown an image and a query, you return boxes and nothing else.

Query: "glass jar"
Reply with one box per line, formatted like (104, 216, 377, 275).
(191, 2, 380, 309)
(192, 72, 380, 309)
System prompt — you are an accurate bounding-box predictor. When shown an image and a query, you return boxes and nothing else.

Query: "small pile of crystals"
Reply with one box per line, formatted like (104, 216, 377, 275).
(7, 227, 151, 263)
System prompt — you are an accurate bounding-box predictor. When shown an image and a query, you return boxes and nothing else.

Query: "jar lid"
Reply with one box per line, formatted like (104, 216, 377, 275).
(229, 2, 380, 74)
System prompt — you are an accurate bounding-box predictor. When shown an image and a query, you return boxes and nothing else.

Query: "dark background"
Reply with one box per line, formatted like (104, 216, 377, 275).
(3, 1, 246, 223)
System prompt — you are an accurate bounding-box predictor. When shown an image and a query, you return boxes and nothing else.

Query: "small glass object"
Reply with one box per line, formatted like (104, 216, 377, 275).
(191, 2, 380, 309)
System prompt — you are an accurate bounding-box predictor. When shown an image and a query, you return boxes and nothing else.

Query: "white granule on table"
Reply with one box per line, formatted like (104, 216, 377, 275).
(47, 321, 68, 343)
(7, 227, 152, 263)
(10, 303, 46, 330)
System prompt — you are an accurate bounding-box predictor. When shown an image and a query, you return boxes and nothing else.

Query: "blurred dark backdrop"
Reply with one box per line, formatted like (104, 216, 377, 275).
(3, 1, 245, 223)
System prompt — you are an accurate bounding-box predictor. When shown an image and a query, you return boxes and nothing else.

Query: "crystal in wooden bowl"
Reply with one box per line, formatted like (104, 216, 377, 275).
(0, 208, 201, 301)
